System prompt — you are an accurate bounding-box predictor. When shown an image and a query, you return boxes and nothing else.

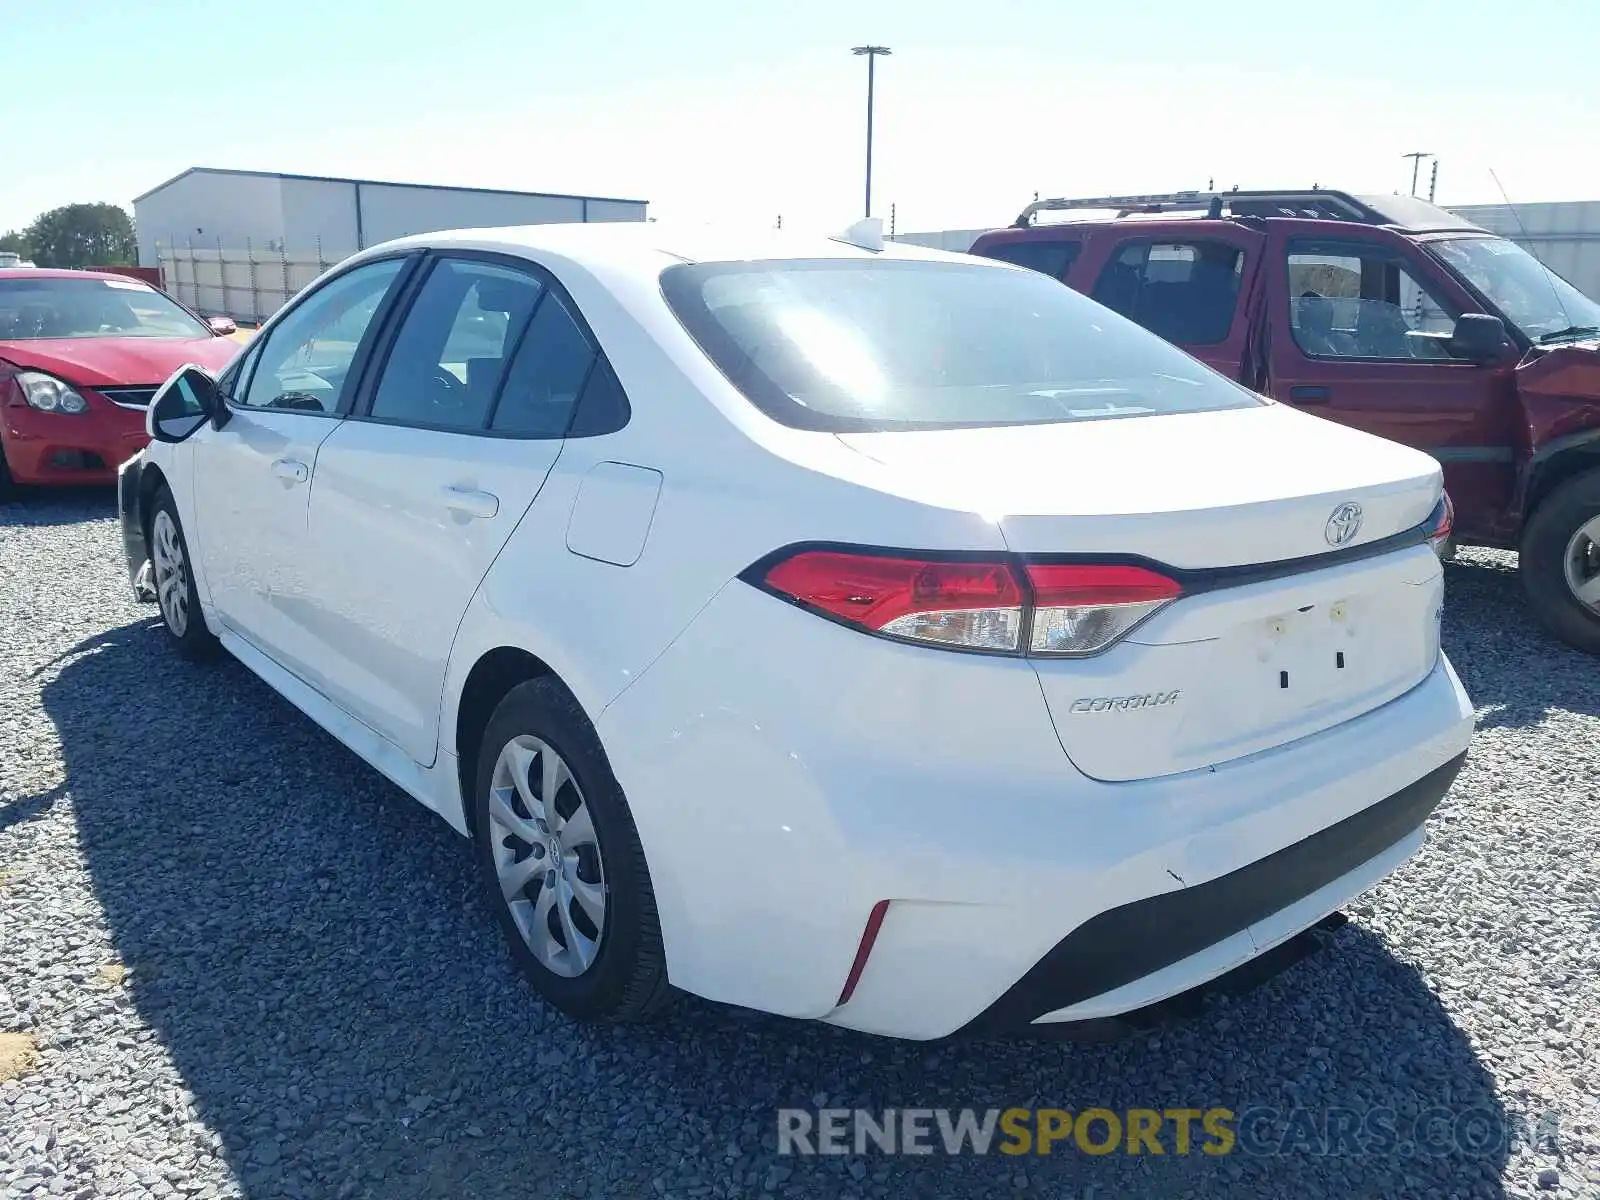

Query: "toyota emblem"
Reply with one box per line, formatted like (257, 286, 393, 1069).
(1324, 501, 1363, 547)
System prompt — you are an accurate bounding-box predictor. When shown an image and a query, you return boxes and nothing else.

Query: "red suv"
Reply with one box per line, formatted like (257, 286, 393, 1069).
(969, 189, 1600, 655)
(0, 269, 241, 496)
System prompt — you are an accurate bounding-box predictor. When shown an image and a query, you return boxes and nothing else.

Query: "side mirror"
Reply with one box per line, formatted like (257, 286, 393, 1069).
(1446, 313, 1513, 365)
(147, 365, 219, 444)
(207, 315, 238, 337)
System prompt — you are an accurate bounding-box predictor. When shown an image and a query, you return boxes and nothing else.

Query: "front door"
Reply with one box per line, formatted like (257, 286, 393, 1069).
(302, 254, 608, 763)
(1264, 223, 1519, 542)
(193, 256, 410, 681)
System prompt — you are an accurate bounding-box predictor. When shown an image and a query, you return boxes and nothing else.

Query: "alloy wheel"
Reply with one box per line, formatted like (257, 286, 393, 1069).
(151, 510, 189, 637)
(1565, 514, 1600, 614)
(488, 734, 608, 978)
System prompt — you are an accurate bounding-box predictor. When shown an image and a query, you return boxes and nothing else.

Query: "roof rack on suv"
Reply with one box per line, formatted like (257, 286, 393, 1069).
(1013, 189, 1385, 228)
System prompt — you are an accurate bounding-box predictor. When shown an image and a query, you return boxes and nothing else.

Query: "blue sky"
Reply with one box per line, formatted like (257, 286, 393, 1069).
(5, 0, 1599, 238)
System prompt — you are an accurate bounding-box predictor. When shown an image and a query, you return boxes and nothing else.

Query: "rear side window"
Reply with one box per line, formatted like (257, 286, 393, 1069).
(489, 292, 597, 438)
(659, 257, 1260, 433)
(973, 239, 1080, 280)
(1091, 240, 1244, 345)
(369, 258, 544, 432)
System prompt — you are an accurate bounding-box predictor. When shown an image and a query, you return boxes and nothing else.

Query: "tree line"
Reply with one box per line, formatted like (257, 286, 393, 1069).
(1, 203, 138, 268)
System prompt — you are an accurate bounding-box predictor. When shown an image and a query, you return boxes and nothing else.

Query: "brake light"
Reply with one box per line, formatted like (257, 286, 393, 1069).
(1427, 493, 1454, 559)
(753, 549, 1181, 656)
(762, 551, 1025, 651)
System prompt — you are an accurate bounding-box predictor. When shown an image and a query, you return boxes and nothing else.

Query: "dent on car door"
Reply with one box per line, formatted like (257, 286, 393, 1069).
(191, 256, 412, 678)
(302, 254, 617, 764)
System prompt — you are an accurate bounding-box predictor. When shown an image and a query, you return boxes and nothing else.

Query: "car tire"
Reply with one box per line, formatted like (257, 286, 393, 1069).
(148, 486, 218, 660)
(473, 678, 674, 1024)
(0, 443, 14, 502)
(1521, 468, 1600, 655)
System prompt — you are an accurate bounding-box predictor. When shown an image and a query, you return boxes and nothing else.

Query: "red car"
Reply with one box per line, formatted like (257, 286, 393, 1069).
(0, 268, 241, 495)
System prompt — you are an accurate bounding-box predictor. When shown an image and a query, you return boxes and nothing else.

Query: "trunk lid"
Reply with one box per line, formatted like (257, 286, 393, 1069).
(837, 402, 1446, 781)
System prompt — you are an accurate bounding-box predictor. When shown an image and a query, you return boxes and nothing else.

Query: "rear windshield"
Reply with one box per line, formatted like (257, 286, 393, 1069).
(659, 257, 1261, 432)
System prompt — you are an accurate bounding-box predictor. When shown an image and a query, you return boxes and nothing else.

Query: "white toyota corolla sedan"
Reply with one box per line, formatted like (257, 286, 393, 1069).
(119, 219, 1473, 1040)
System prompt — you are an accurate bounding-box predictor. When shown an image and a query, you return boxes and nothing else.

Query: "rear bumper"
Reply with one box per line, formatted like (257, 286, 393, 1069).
(956, 749, 1464, 1037)
(1, 399, 148, 485)
(599, 580, 1476, 1040)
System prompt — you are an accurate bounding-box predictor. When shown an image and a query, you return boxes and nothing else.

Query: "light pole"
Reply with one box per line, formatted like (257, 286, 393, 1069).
(1403, 151, 1433, 197)
(852, 45, 891, 218)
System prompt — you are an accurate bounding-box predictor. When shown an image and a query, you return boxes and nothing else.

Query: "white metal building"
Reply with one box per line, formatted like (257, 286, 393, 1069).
(132, 167, 648, 268)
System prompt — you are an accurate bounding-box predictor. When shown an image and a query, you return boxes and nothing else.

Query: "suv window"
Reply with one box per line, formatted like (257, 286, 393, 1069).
(1287, 240, 1458, 361)
(975, 240, 1080, 280)
(236, 258, 405, 413)
(488, 291, 598, 438)
(369, 258, 544, 432)
(1091, 240, 1244, 345)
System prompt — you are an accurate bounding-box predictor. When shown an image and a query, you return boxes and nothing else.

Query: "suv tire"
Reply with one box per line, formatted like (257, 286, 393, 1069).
(1521, 468, 1600, 655)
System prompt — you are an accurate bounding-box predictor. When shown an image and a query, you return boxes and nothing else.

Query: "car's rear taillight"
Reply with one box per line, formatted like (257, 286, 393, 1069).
(1427, 493, 1454, 559)
(761, 551, 1025, 651)
(751, 548, 1181, 656)
(1025, 563, 1181, 655)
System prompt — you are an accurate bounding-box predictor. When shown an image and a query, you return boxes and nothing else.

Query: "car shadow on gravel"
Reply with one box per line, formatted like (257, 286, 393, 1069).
(1443, 550, 1600, 729)
(0, 487, 118, 526)
(41, 619, 1516, 1200)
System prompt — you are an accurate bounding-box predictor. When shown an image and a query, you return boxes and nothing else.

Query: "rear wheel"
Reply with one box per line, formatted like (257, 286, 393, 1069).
(472, 678, 673, 1024)
(149, 488, 218, 660)
(1521, 469, 1600, 655)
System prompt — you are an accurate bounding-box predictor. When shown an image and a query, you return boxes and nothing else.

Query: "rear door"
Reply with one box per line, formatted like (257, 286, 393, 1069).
(1263, 222, 1520, 541)
(300, 252, 612, 764)
(1067, 221, 1267, 382)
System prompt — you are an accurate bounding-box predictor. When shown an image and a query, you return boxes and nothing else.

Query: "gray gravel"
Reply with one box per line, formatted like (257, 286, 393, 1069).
(2, 491, 1598, 1199)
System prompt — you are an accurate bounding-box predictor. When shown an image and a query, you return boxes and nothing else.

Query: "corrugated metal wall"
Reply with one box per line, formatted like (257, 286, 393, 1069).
(1449, 201, 1600, 300)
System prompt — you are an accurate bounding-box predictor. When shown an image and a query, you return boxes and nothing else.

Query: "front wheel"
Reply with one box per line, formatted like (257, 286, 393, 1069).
(473, 678, 673, 1024)
(149, 487, 218, 660)
(1521, 469, 1600, 655)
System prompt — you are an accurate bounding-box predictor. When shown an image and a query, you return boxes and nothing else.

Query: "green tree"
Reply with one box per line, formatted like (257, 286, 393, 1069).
(24, 203, 136, 268)
(0, 230, 29, 259)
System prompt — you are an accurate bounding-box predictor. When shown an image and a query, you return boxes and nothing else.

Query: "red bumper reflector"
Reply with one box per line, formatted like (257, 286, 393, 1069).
(836, 899, 891, 1007)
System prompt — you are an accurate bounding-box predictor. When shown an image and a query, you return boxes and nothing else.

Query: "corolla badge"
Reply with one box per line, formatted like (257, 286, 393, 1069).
(1324, 501, 1363, 547)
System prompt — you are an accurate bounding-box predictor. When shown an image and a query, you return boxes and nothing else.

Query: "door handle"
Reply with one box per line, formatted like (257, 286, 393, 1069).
(271, 457, 310, 483)
(440, 485, 499, 519)
(1289, 385, 1331, 404)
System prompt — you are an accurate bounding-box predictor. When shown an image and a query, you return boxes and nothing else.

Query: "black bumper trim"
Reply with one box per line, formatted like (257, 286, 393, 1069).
(958, 750, 1467, 1037)
(116, 453, 149, 591)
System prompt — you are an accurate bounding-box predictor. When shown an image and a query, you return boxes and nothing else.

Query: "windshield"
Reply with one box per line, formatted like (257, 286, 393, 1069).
(0, 276, 210, 340)
(659, 258, 1262, 432)
(1429, 237, 1600, 343)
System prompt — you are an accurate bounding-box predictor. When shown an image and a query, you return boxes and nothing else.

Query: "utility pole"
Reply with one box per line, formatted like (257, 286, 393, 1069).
(852, 45, 891, 218)
(1403, 151, 1433, 197)
(1428, 159, 1439, 203)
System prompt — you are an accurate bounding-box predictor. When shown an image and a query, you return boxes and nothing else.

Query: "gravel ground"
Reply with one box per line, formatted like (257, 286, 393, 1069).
(2, 491, 1598, 1200)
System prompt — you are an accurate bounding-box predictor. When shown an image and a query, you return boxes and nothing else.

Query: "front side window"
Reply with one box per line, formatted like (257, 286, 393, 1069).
(0, 276, 210, 340)
(974, 239, 1081, 280)
(1090, 240, 1244, 345)
(369, 259, 544, 432)
(237, 258, 406, 413)
(660, 257, 1261, 433)
(1429, 236, 1600, 345)
(1286, 240, 1457, 361)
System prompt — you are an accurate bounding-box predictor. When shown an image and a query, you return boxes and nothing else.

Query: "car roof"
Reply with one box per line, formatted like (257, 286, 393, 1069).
(355, 221, 990, 273)
(0, 267, 154, 283)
